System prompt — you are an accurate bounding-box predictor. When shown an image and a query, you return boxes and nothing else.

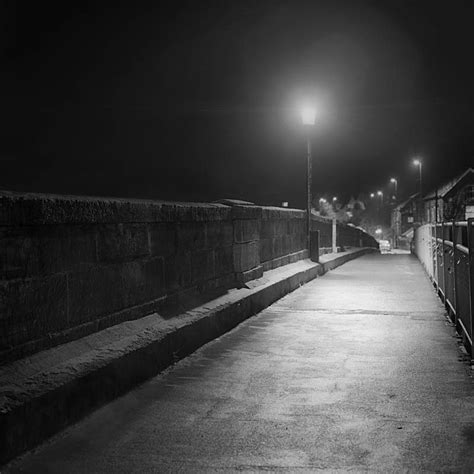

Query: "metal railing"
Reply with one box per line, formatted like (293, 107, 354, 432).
(413, 219, 474, 351)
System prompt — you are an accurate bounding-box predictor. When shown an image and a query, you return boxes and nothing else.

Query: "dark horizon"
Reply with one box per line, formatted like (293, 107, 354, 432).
(1, 1, 473, 208)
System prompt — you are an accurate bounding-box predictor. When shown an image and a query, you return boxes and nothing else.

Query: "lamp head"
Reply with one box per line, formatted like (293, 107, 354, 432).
(390, 178, 397, 184)
(377, 190, 383, 196)
(413, 158, 421, 166)
(301, 106, 316, 126)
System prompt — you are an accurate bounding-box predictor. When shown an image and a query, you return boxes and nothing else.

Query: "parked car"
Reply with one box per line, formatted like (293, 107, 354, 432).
(378, 239, 391, 253)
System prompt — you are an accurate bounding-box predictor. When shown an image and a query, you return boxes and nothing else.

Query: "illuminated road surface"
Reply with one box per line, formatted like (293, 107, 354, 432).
(7, 253, 474, 472)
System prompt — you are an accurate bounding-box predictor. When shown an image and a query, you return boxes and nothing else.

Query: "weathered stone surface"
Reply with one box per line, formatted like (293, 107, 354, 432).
(0, 191, 231, 226)
(0, 275, 68, 351)
(191, 250, 215, 284)
(206, 221, 233, 249)
(149, 223, 176, 257)
(197, 273, 235, 293)
(97, 224, 149, 262)
(163, 254, 192, 291)
(214, 246, 234, 276)
(233, 241, 260, 272)
(259, 238, 273, 263)
(68, 258, 165, 325)
(0, 190, 377, 362)
(233, 219, 260, 243)
(231, 205, 262, 220)
(0, 226, 97, 279)
(235, 265, 263, 285)
(176, 222, 207, 251)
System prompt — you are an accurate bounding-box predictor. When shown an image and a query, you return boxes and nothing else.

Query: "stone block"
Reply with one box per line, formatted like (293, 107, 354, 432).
(0, 226, 97, 279)
(163, 253, 192, 291)
(149, 223, 177, 257)
(176, 222, 207, 251)
(68, 258, 165, 325)
(97, 224, 149, 262)
(233, 241, 260, 272)
(231, 205, 262, 220)
(260, 220, 274, 239)
(259, 238, 273, 263)
(235, 265, 263, 285)
(206, 221, 233, 248)
(197, 273, 235, 293)
(272, 237, 283, 258)
(0, 274, 68, 350)
(191, 250, 215, 284)
(233, 219, 260, 243)
(214, 246, 234, 277)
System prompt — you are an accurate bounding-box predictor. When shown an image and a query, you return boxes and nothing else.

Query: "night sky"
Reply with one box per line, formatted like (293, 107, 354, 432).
(1, 1, 473, 208)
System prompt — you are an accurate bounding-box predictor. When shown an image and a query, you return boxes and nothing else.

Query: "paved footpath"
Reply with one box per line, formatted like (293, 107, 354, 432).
(6, 253, 474, 472)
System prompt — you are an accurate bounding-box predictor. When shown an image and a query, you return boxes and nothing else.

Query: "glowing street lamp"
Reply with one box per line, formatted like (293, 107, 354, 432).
(413, 158, 422, 196)
(370, 193, 375, 198)
(390, 178, 398, 200)
(301, 107, 316, 126)
(413, 157, 423, 223)
(377, 190, 383, 204)
(301, 106, 316, 252)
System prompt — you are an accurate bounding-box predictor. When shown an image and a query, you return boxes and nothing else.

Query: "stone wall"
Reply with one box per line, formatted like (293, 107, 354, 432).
(311, 215, 377, 251)
(0, 191, 376, 363)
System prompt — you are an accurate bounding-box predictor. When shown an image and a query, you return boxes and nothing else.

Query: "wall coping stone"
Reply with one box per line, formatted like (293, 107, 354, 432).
(0, 190, 232, 225)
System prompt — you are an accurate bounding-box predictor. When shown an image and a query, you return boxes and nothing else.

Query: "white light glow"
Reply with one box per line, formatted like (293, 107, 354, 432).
(301, 107, 316, 126)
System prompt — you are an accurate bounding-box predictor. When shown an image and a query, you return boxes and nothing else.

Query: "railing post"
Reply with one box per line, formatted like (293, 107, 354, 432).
(453, 221, 459, 327)
(468, 218, 474, 346)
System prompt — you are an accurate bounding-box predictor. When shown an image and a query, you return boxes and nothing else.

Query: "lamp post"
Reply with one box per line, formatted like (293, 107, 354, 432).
(377, 190, 383, 205)
(301, 107, 316, 251)
(377, 190, 383, 225)
(413, 159, 422, 196)
(390, 178, 398, 201)
(413, 158, 423, 222)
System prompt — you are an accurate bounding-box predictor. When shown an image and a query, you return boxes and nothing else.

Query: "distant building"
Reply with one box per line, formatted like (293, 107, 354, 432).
(391, 192, 420, 248)
(423, 168, 474, 223)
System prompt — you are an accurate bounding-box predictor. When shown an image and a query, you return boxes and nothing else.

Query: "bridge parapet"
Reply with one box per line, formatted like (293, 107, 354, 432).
(0, 191, 376, 363)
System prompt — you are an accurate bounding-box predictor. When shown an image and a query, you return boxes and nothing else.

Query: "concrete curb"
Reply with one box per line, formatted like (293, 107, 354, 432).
(1, 247, 375, 466)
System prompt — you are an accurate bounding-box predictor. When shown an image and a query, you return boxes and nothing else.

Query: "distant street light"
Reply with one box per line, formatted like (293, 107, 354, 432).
(370, 193, 375, 198)
(301, 106, 316, 251)
(377, 190, 383, 203)
(413, 158, 423, 222)
(413, 159, 422, 194)
(390, 178, 398, 200)
(332, 196, 337, 202)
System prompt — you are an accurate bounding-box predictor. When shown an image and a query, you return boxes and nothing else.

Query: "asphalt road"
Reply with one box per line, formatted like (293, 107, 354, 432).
(6, 253, 474, 472)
